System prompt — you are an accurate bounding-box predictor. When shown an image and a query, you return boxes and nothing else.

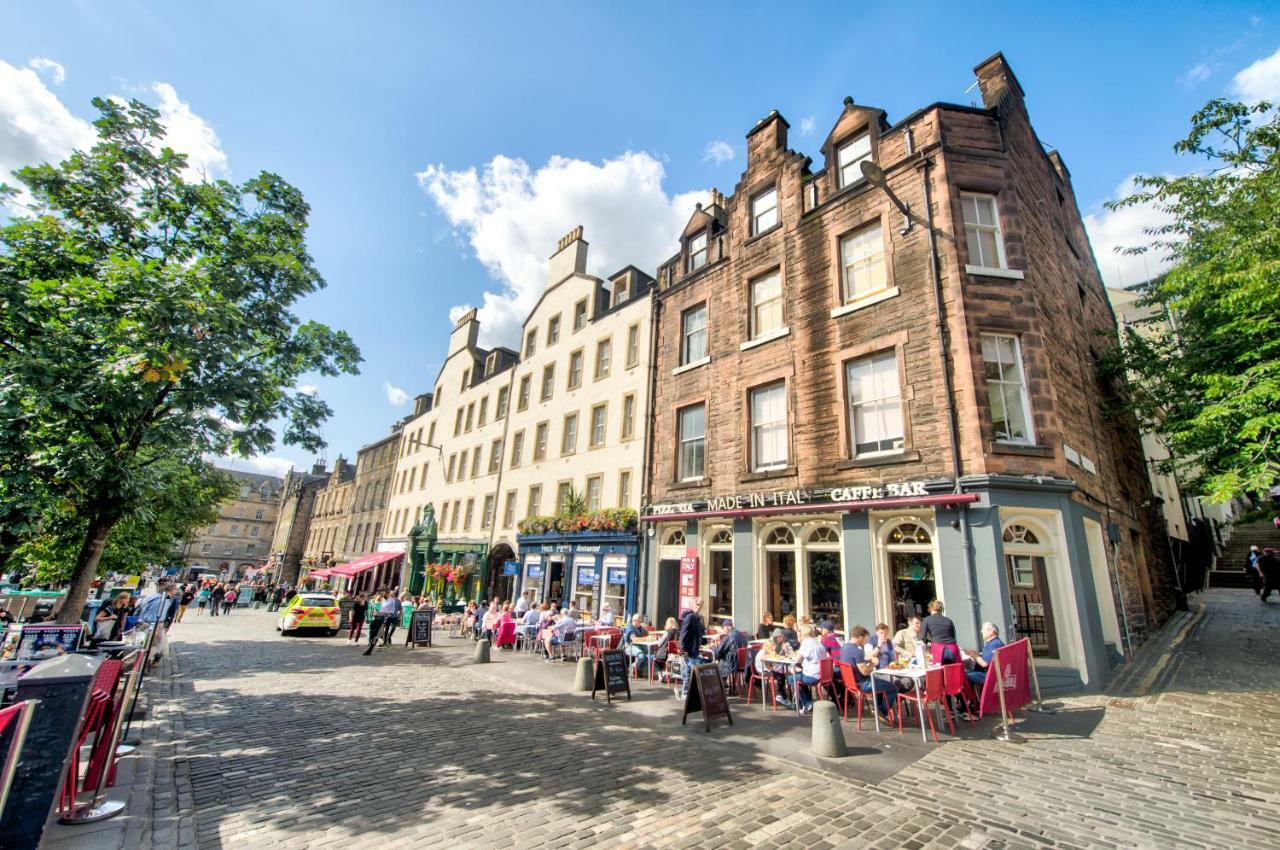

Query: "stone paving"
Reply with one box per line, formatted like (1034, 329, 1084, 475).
(58, 589, 1280, 849)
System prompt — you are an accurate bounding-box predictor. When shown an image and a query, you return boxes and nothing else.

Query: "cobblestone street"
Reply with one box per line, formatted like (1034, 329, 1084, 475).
(64, 589, 1280, 850)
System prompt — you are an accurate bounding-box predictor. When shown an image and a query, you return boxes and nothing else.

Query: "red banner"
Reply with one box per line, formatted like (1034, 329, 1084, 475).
(678, 556, 699, 612)
(978, 638, 1033, 719)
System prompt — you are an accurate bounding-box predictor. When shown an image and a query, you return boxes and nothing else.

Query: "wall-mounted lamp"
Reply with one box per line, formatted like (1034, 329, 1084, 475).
(861, 161, 912, 235)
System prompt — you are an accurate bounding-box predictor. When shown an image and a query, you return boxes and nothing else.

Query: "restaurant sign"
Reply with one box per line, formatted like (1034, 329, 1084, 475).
(645, 481, 931, 517)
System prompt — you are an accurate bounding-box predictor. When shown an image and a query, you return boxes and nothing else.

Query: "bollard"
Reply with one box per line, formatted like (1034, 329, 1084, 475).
(574, 657, 595, 692)
(810, 700, 848, 758)
(473, 639, 491, 664)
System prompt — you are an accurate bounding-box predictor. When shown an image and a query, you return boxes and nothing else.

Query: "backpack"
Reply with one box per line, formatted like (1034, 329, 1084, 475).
(225, 591, 237, 603)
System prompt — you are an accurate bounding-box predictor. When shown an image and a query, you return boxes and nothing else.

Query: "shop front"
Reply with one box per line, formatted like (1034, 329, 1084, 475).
(642, 476, 1125, 693)
(515, 531, 638, 621)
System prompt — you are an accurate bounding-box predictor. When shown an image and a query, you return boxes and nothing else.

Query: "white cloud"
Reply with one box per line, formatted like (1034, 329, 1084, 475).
(28, 57, 65, 86)
(1179, 62, 1213, 88)
(418, 152, 704, 347)
(1231, 46, 1280, 103)
(149, 82, 230, 180)
(703, 140, 735, 165)
(798, 116, 817, 137)
(383, 381, 409, 406)
(1083, 175, 1176, 288)
(296, 384, 318, 397)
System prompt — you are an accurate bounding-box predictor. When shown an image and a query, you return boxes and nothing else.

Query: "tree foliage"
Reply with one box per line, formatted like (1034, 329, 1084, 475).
(1103, 99, 1279, 503)
(0, 97, 361, 620)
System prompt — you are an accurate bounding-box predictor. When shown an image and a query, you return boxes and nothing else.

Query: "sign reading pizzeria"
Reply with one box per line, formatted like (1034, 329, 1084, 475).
(644, 481, 933, 518)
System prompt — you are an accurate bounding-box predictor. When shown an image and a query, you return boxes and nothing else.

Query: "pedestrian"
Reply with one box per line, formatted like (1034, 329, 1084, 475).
(363, 591, 394, 655)
(222, 586, 237, 615)
(195, 584, 210, 615)
(677, 598, 706, 701)
(381, 591, 403, 645)
(921, 600, 961, 664)
(176, 585, 194, 623)
(1246, 545, 1263, 595)
(1259, 549, 1280, 603)
(209, 583, 224, 617)
(348, 591, 368, 644)
(400, 592, 416, 646)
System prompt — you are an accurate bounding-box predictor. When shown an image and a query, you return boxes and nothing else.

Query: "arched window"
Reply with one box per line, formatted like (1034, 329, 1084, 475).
(808, 526, 840, 545)
(765, 526, 795, 546)
(708, 528, 733, 546)
(1003, 524, 1040, 545)
(887, 522, 931, 546)
(663, 527, 686, 547)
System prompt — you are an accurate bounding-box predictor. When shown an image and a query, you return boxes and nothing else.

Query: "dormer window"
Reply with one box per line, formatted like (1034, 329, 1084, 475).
(613, 278, 629, 305)
(687, 231, 708, 273)
(837, 131, 871, 189)
(751, 187, 778, 235)
(485, 352, 498, 376)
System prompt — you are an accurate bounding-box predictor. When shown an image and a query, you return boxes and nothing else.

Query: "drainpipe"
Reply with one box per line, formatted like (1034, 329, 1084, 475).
(638, 280, 662, 621)
(919, 154, 981, 639)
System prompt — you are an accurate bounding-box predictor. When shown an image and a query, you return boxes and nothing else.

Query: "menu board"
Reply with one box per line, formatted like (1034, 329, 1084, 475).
(14, 624, 85, 661)
(591, 649, 632, 703)
(576, 567, 597, 587)
(682, 662, 733, 732)
(606, 567, 627, 586)
(679, 556, 699, 612)
(408, 607, 436, 648)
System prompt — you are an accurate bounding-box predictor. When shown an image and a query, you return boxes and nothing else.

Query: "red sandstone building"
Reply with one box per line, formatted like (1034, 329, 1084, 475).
(640, 53, 1177, 692)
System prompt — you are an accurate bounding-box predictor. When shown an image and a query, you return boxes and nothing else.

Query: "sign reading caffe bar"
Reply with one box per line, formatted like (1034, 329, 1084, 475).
(644, 481, 931, 517)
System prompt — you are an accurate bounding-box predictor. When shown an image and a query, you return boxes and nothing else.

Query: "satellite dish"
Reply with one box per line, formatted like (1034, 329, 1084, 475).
(860, 160, 886, 187)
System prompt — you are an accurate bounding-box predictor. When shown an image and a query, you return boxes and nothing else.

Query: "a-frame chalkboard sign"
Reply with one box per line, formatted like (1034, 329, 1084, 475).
(681, 662, 733, 732)
(591, 649, 632, 702)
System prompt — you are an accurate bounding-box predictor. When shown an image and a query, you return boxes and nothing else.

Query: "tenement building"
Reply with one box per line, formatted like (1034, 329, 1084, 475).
(268, 463, 330, 586)
(641, 53, 1177, 692)
(177, 468, 282, 581)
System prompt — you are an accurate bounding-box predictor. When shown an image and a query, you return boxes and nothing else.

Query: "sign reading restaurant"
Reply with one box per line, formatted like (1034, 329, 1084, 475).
(644, 481, 934, 517)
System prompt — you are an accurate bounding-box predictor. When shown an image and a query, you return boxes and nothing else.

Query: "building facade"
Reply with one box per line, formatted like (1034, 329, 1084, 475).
(302, 457, 355, 566)
(178, 468, 283, 579)
(641, 53, 1178, 693)
(268, 464, 330, 586)
(345, 427, 400, 559)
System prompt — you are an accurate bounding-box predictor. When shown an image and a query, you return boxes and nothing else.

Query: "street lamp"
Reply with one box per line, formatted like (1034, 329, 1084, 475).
(860, 160, 913, 235)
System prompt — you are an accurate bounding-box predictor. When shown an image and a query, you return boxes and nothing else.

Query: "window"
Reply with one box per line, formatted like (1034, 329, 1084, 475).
(464, 498, 475, 531)
(681, 303, 708, 365)
(594, 337, 611, 380)
(573, 299, 588, 331)
(240, 483, 251, 499)
(503, 491, 517, 528)
(254, 509, 264, 520)
(750, 382, 789, 471)
(228, 524, 239, 537)
(472, 444, 482, 478)
(510, 431, 524, 468)
(534, 422, 549, 461)
(687, 231, 708, 272)
(224, 545, 234, 556)
(618, 470, 632, 508)
(439, 502, 449, 532)
(846, 351, 904, 456)
(561, 413, 579, 455)
(518, 375, 531, 411)
(621, 393, 636, 440)
(585, 475, 603, 511)
(420, 462, 429, 488)
(962, 193, 1006, 269)
(249, 525, 260, 537)
(450, 500, 461, 531)
(525, 329, 537, 357)
(461, 369, 470, 391)
(840, 221, 888, 304)
(614, 278, 629, 305)
(548, 314, 561, 345)
(477, 397, 488, 427)
(626, 323, 640, 368)
(200, 542, 212, 554)
(568, 349, 584, 389)
(749, 270, 784, 339)
(465, 402, 474, 432)
(245, 542, 257, 554)
(495, 387, 509, 419)
(837, 131, 872, 188)
(260, 491, 269, 503)
(427, 421, 437, 446)
(481, 495, 495, 530)
(454, 408, 464, 436)
(489, 439, 502, 473)
(751, 186, 778, 234)
(446, 454, 456, 482)
(982, 334, 1034, 443)
(527, 485, 542, 518)
(407, 467, 417, 491)
(557, 482, 573, 513)
(541, 364, 555, 401)
(678, 404, 706, 481)
(458, 449, 469, 480)
(589, 403, 607, 448)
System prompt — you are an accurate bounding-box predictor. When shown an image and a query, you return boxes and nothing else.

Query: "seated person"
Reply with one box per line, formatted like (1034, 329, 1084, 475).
(839, 625, 892, 718)
(778, 614, 800, 649)
(622, 614, 650, 673)
(964, 622, 1005, 690)
(892, 615, 923, 660)
(542, 613, 577, 659)
(868, 623, 896, 669)
(755, 629, 794, 698)
(818, 620, 842, 656)
(756, 611, 776, 640)
(783, 625, 828, 713)
(519, 604, 542, 637)
(597, 602, 617, 629)
(712, 618, 748, 678)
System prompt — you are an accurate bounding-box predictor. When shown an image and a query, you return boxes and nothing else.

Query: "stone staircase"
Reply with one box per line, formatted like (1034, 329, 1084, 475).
(1209, 518, 1280, 588)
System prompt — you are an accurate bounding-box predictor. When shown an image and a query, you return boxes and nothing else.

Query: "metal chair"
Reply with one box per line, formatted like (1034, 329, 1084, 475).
(896, 667, 953, 743)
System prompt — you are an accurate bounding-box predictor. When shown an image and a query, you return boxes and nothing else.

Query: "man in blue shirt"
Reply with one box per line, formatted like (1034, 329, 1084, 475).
(839, 626, 891, 718)
(622, 614, 650, 675)
(677, 598, 706, 700)
(965, 622, 1005, 689)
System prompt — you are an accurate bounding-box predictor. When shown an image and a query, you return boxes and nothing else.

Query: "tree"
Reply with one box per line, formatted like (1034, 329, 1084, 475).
(18, 456, 234, 586)
(1103, 99, 1279, 503)
(0, 97, 361, 622)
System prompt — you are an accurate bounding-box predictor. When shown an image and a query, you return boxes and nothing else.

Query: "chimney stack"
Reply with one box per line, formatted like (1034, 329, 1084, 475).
(548, 225, 588, 285)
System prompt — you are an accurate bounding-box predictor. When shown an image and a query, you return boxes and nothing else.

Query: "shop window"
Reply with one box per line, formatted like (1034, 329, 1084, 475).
(602, 561, 627, 622)
(884, 520, 934, 630)
(837, 131, 871, 188)
(573, 560, 599, 617)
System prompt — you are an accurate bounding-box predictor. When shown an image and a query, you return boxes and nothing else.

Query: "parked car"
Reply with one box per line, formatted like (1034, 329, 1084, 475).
(276, 594, 340, 636)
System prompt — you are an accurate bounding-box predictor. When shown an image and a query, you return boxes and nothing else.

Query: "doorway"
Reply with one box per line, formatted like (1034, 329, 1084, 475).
(709, 550, 733, 617)
(807, 551, 842, 628)
(889, 552, 935, 630)
(766, 551, 797, 617)
(1003, 522, 1060, 659)
(656, 559, 679, 626)
(547, 560, 565, 607)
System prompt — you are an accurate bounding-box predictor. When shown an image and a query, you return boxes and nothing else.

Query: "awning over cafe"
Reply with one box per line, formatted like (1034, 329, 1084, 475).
(641, 491, 980, 523)
(329, 551, 403, 577)
(306, 568, 333, 578)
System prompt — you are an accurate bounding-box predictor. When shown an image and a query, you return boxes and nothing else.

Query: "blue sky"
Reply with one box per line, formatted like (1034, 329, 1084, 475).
(3, 2, 1278, 477)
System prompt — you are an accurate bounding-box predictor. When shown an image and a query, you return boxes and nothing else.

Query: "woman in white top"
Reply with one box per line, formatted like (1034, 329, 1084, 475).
(785, 624, 828, 714)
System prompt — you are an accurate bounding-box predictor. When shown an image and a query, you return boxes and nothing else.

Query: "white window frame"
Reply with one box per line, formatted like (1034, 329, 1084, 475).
(837, 131, 872, 188)
(749, 270, 784, 340)
(561, 413, 579, 455)
(751, 187, 778, 234)
(688, 231, 708, 272)
(750, 382, 789, 472)
(839, 221, 888, 305)
(845, 350, 905, 457)
(681, 303, 708, 365)
(982, 333, 1036, 444)
(589, 404, 607, 448)
(678, 404, 706, 482)
(961, 192, 1008, 270)
(594, 338, 611, 380)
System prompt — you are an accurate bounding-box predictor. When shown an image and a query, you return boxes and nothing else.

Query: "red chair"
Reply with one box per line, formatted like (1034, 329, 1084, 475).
(815, 657, 839, 703)
(746, 655, 778, 711)
(897, 667, 954, 743)
(941, 663, 976, 721)
(836, 661, 878, 729)
(494, 620, 517, 649)
(732, 647, 750, 696)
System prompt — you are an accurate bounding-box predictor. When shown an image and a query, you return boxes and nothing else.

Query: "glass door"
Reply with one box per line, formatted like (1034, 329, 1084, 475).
(889, 552, 934, 630)
(1005, 554, 1058, 658)
(766, 551, 796, 617)
(807, 551, 842, 628)
(708, 550, 733, 617)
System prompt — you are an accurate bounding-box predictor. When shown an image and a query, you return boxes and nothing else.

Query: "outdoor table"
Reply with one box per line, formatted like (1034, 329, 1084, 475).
(588, 634, 612, 658)
(871, 664, 940, 742)
(757, 652, 799, 713)
(628, 636, 665, 684)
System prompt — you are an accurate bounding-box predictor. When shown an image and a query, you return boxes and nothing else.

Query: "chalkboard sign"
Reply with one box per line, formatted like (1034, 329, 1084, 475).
(591, 649, 632, 703)
(682, 662, 733, 732)
(338, 598, 354, 631)
(408, 606, 436, 648)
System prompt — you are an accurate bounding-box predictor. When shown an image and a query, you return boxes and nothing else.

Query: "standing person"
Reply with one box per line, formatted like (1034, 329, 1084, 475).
(677, 598, 706, 701)
(1246, 545, 1263, 595)
(176, 585, 195, 623)
(400, 593, 415, 646)
(1259, 549, 1280, 603)
(921, 600, 960, 664)
(209, 583, 224, 617)
(195, 584, 210, 615)
(348, 592, 368, 644)
(382, 591, 404, 645)
(222, 585, 237, 615)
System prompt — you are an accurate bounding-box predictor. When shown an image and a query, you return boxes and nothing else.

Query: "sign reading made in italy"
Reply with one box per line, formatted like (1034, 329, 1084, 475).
(644, 481, 930, 518)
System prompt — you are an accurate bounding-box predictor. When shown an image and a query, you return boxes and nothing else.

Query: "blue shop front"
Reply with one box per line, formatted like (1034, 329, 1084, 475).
(515, 531, 638, 620)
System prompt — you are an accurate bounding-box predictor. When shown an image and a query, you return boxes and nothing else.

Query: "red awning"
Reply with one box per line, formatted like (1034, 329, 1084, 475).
(306, 568, 332, 579)
(329, 551, 403, 577)
(640, 492, 980, 522)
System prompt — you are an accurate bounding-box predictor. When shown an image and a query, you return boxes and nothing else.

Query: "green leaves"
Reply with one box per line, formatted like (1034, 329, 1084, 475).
(1104, 99, 1280, 504)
